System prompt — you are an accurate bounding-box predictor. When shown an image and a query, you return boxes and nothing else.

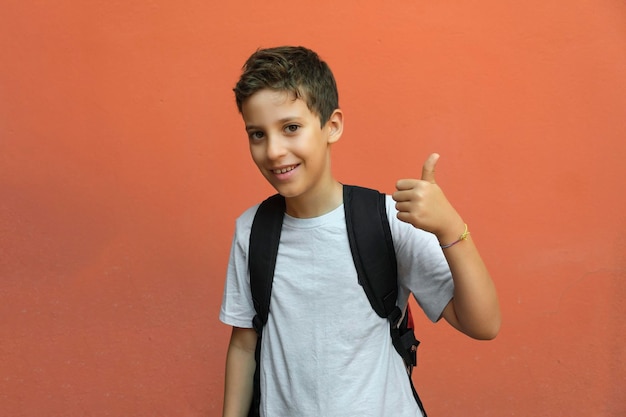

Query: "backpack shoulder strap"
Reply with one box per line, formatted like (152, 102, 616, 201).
(344, 185, 426, 415)
(248, 193, 285, 332)
(248, 194, 285, 417)
(343, 185, 401, 324)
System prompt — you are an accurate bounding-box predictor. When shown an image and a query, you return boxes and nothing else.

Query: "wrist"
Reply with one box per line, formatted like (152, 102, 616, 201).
(438, 221, 469, 249)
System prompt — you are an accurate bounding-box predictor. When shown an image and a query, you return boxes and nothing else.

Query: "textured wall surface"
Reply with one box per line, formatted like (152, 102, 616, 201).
(1, 1, 625, 416)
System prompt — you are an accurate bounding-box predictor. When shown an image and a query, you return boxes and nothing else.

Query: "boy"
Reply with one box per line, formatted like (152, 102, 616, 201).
(220, 46, 500, 417)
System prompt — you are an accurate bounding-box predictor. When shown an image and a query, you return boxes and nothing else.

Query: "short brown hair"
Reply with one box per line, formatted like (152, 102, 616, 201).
(233, 46, 339, 126)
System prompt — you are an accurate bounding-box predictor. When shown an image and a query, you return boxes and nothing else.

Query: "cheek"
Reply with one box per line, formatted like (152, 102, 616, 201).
(249, 145, 264, 165)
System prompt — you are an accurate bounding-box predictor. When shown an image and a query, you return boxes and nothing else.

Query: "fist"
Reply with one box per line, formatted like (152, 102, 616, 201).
(392, 153, 463, 240)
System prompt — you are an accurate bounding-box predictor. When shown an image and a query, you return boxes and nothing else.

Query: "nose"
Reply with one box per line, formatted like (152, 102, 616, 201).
(265, 135, 287, 160)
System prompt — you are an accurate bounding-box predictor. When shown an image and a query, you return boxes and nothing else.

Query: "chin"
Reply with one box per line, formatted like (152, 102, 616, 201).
(271, 185, 302, 199)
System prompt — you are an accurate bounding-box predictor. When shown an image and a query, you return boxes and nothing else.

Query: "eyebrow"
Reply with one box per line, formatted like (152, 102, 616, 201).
(245, 117, 304, 131)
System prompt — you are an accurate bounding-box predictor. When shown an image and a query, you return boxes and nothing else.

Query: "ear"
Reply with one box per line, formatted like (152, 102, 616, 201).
(326, 109, 343, 144)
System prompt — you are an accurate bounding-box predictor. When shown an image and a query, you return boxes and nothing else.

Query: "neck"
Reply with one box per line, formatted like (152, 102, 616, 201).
(284, 180, 343, 218)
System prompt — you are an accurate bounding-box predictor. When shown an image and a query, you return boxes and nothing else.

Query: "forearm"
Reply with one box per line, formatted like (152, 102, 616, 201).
(439, 226, 501, 340)
(223, 327, 257, 417)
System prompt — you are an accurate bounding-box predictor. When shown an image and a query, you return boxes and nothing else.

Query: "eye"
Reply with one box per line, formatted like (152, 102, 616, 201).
(248, 131, 264, 141)
(285, 124, 300, 134)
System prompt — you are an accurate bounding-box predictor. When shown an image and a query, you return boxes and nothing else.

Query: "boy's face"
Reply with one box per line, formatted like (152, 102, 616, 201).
(241, 89, 342, 201)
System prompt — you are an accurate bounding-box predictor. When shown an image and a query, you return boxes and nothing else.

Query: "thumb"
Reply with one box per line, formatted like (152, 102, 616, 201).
(421, 153, 440, 183)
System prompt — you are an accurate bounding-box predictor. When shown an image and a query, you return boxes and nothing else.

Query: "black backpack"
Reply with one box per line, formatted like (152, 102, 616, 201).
(247, 185, 426, 417)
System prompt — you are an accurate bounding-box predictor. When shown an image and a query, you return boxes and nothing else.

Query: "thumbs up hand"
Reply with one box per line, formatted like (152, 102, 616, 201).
(392, 153, 465, 243)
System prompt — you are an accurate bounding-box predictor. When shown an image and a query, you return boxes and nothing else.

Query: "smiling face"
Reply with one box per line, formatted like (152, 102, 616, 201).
(242, 88, 343, 217)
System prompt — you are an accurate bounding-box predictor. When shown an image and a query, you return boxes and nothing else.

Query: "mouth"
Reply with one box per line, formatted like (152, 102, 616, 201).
(271, 164, 299, 174)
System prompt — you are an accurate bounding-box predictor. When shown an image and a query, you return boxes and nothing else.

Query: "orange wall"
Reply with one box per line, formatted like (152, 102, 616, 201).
(1, 1, 625, 416)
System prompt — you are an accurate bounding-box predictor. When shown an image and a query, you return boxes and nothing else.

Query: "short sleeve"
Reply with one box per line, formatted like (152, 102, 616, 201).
(219, 205, 259, 328)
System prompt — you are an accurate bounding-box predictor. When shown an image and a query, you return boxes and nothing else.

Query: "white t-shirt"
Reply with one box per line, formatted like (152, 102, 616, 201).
(220, 196, 454, 417)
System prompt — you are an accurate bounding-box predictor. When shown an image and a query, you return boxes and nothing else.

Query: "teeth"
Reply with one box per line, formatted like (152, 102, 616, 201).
(273, 165, 296, 174)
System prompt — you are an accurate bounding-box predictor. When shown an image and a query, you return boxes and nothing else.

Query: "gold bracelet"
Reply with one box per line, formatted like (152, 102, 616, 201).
(440, 224, 470, 249)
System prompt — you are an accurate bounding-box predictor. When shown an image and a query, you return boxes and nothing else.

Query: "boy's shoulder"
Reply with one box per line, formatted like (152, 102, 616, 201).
(231, 202, 262, 243)
(237, 202, 262, 223)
